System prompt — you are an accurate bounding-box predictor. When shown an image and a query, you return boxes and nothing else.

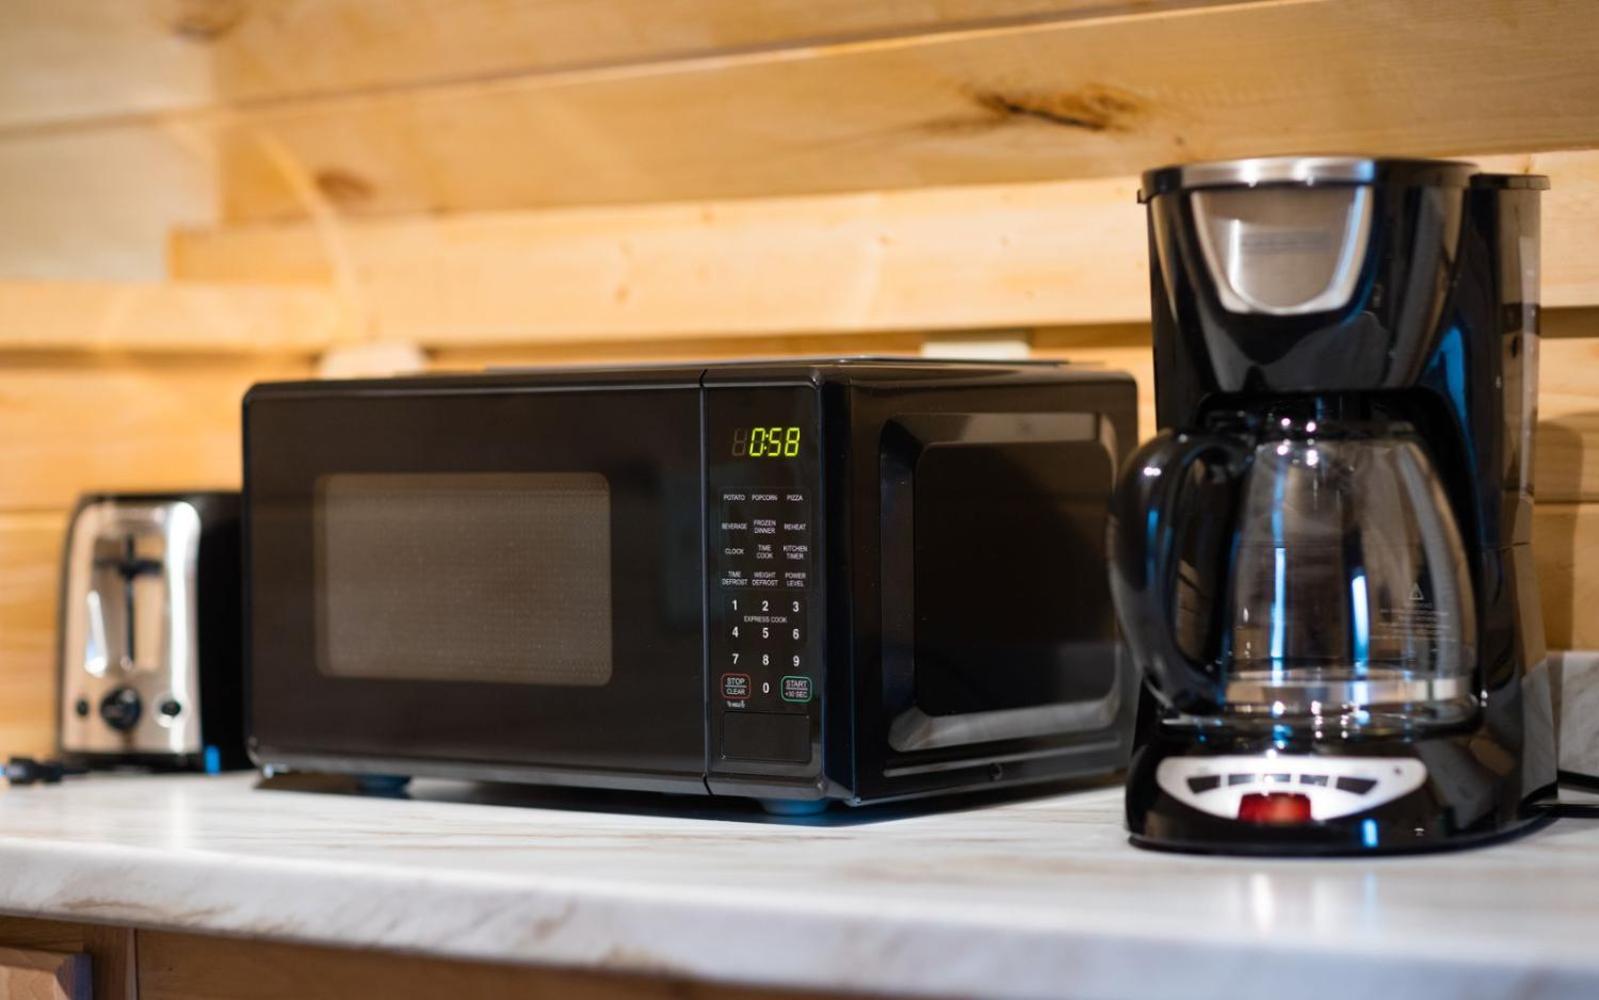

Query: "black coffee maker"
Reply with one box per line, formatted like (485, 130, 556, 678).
(1109, 157, 1555, 853)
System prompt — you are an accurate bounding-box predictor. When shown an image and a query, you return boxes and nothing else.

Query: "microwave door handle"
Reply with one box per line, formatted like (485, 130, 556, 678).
(886, 672, 1125, 753)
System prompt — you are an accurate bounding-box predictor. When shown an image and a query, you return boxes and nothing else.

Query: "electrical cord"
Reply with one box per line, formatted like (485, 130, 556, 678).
(1531, 775, 1599, 818)
(2, 756, 88, 787)
(1536, 800, 1599, 819)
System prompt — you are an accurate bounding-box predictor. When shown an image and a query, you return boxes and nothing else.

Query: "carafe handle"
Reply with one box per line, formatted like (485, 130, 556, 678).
(1108, 429, 1250, 714)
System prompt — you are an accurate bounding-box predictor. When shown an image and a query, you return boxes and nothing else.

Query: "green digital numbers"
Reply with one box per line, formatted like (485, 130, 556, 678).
(733, 426, 802, 458)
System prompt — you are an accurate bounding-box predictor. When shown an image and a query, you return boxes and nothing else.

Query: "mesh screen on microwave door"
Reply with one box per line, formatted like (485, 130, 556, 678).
(315, 472, 613, 685)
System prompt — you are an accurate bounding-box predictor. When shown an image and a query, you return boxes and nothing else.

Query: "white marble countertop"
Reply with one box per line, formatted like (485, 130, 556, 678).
(1, 772, 1598, 999)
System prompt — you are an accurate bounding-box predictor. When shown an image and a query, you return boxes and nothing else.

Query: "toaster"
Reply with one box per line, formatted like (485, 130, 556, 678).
(56, 493, 246, 770)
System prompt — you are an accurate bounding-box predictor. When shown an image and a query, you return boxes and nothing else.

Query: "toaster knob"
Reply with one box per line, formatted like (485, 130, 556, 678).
(99, 687, 142, 732)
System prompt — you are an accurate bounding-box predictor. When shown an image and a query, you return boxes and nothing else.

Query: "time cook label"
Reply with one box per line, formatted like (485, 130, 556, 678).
(719, 490, 810, 589)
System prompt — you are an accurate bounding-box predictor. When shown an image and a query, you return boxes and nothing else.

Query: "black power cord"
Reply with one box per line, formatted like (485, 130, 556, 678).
(1536, 800, 1599, 819)
(1532, 774, 1599, 819)
(2, 756, 88, 787)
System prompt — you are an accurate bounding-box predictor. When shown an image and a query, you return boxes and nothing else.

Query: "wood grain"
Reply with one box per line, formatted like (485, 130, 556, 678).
(179, 0, 1599, 222)
(0, 512, 67, 760)
(0, 355, 311, 511)
(74, 928, 132, 1000)
(0, 1, 211, 130)
(172, 175, 1149, 336)
(0, 0, 1243, 130)
(429, 330, 927, 369)
(0, 918, 132, 1000)
(204, 0, 1249, 111)
(1536, 335, 1599, 503)
(0, 947, 88, 1000)
(1534, 504, 1599, 649)
(0, 282, 348, 353)
(0, 126, 215, 281)
(168, 149, 1599, 343)
(137, 929, 860, 1000)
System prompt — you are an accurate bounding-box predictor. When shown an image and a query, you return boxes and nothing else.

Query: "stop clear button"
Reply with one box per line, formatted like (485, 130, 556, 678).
(1237, 792, 1314, 824)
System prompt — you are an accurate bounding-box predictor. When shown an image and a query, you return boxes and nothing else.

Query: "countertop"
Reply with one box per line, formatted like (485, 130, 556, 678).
(1, 772, 1598, 999)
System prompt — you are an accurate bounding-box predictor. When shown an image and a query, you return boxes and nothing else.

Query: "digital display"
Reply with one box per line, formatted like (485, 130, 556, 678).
(733, 426, 801, 458)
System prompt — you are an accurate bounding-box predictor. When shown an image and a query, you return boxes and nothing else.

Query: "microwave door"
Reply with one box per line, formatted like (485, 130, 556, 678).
(246, 384, 707, 787)
(879, 412, 1130, 757)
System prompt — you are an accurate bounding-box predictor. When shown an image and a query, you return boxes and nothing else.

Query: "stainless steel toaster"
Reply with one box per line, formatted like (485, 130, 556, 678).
(57, 493, 245, 770)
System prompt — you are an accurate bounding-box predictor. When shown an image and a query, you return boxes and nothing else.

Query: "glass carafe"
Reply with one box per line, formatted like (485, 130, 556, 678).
(1108, 414, 1478, 735)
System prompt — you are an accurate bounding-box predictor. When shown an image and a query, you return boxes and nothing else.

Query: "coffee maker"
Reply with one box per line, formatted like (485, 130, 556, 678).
(1109, 157, 1555, 853)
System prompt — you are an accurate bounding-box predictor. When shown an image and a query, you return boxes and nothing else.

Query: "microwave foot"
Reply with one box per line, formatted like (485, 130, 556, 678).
(356, 773, 412, 797)
(759, 798, 830, 816)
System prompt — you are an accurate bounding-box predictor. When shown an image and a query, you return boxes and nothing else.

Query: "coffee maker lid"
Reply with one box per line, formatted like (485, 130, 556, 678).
(1138, 156, 1477, 201)
(1471, 172, 1551, 190)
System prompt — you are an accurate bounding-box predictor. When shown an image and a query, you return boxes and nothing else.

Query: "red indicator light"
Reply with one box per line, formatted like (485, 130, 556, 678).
(1237, 792, 1314, 824)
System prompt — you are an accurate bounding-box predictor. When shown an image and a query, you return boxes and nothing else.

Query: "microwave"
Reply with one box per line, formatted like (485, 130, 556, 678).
(243, 359, 1138, 808)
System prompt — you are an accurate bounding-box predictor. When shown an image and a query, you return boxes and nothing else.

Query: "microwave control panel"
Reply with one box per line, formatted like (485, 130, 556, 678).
(704, 383, 823, 791)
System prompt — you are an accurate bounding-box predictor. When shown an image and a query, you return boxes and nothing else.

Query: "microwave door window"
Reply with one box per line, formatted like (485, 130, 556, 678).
(912, 440, 1117, 713)
(314, 472, 613, 685)
(888, 434, 1122, 756)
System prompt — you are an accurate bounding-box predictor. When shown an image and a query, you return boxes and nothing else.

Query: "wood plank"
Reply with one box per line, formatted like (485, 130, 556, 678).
(0, 947, 88, 1000)
(205, 0, 1247, 110)
(185, 0, 1599, 222)
(0, 282, 348, 353)
(429, 331, 926, 370)
(0, 918, 133, 1000)
(0, 1, 211, 129)
(0, 0, 1243, 130)
(1534, 504, 1599, 649)
(75, 928, 132, 1000)
(137, 929, 860, 1000)
(168, 148, 1599, 342)
(0, 355, 312, 510)
(172, 176, 1148, 336)
(1535, 336, 1599, 503)
(0, 512, 67, 760)
(0, 126, 214, 281)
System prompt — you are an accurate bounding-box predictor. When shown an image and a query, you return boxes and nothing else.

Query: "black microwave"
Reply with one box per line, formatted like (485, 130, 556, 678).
(243, 359, 1138, 809)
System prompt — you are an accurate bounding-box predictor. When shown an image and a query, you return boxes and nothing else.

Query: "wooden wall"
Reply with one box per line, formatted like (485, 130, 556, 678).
(2, 0, 1599, 756)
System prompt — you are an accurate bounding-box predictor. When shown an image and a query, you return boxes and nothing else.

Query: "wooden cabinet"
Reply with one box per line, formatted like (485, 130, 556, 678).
(0, 947, 90, 1000)
(0, 917, 845, 1000)
(0, 920, 132, 1000)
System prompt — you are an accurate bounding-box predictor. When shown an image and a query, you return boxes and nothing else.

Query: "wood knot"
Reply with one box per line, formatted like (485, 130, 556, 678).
(158, 0, 249, 41)
(969, 84, 1144, 133)
(313, 168, 375, 205)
